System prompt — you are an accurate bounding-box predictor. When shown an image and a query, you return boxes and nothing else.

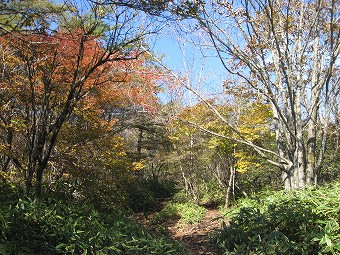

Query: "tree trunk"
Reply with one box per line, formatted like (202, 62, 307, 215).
(35, 169, 43, 202)
(306, 128, 316, 185)
(282, 167, 291, 190)
(224, 166, 235, 210)
(306, 35, 320, 186)
(34, 161, 47, 202)
(272, 105, 294, 190)
(25, 167, 34, 198)
(136, 128, 143, 180)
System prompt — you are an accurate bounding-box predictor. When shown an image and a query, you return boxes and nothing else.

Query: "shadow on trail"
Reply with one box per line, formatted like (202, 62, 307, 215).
(131, 200, 225, 255)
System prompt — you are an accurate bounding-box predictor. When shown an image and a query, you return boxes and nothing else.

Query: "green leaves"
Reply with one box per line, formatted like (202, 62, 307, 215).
(0, 183, 187, 255)
(313, 219, 340, 254)
(175, 201, 207, 225)
(151, 200, 207, 226)
(216, 182, 340, 254)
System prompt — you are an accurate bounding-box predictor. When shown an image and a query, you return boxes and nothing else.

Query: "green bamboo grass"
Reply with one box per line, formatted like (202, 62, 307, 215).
(216, 182, 340, 255)
(0, 184, 187, 255)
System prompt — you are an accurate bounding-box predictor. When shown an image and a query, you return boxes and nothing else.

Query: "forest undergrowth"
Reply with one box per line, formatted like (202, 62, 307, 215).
(0, 183, 187, 255)
(129, 181, 339, 255)
(0, 181, 339, 255)
(217, 181, 340, 255)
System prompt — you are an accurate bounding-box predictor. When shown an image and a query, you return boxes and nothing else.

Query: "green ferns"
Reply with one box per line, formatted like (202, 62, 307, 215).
(216, 182, 340, 255)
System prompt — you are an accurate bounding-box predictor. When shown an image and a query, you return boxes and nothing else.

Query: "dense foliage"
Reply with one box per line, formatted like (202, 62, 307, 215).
(0, 1, 339, 254)
(216, 182, 340, 255)
(0, 183, 187, 255)
(151, 193, 208, 226)
(0, 0, 163, 200)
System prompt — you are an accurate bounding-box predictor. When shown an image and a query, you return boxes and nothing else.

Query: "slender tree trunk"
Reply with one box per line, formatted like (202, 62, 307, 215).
(282, 166, 291, 190)
(272, 105, 293, 189)
(225, 165, 235, 210)
(25, 166, 34, 198)
(34, 161, 48, 202)
(136, 128, 143, 180)
(294, 138, 306, 189)
(306, 121, 316, 185)
(293, 117, 305, 189)
(137, 128, 143, 159)
(306, 35, 320, 186)
(180, 164, 190, 198)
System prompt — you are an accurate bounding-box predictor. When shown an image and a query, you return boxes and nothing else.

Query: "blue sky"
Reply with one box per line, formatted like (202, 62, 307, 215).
(55, 0, 227, 105)
(149, 26, 228, 105)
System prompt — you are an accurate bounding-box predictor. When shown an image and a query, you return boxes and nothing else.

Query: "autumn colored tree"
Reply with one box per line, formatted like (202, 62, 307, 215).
(171, 0, 340, 190)
(167, 96, 274, 207)
(53, 52, 163, 191)
(0, 0, 162, 200)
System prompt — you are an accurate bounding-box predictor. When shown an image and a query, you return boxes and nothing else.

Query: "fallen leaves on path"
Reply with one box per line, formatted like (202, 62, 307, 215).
(168, 209, 224, 255)
(132, 206, 225, 255)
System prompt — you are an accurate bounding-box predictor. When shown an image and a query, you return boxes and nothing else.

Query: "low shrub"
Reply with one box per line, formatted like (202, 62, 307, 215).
(176, 202, 207, 225)
(0, 183, 187, 255)
(143, 179, 177, 199)
(199, 181, 225, 206)
(215, 182, 340, 255)
(171, 190, 189, 203)
(150, 202, 179, 224)
(151, 200, 207, 225)
(120, 179, 177, 213)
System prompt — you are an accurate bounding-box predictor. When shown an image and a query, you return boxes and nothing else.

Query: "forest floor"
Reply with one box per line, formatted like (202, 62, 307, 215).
(132, 202, 225, 255)
(167, 208, 224, 255)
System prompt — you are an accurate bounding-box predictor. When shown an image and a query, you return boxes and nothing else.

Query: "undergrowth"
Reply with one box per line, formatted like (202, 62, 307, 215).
(150, 198, 207, 225)
(216, 181, 340, 255)
(0, 183, 187, 255)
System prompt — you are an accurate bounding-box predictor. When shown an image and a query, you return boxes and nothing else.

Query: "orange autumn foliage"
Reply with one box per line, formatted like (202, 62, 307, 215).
(0, 28, 163, 198)
(1, 30, 160, 113)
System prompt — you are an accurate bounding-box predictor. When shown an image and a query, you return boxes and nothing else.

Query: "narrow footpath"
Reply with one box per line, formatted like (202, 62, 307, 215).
(167, 209, 224, 255)
(133, 205, 225, 255)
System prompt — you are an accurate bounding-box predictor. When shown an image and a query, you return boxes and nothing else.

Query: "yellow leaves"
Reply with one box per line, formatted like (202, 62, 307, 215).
(207, 137, 223, 149)
(227, 101, 273, 173)
(168, 94, 273, 174)
(234, 151, 260, 173)
(235, 161, 250, 173)
(132, 161, 145, 171)
(234, 101, 272, 143)
(234, 151, 250, 173)
(0, 145, 11, 157)
(118, 151, 126, 157)
(0, 119, 27, 132)
(167, 135, 180, 141)
(9, 118, 27, 131)
(238, 126, 260, 141)
(0, 170, 10, 182)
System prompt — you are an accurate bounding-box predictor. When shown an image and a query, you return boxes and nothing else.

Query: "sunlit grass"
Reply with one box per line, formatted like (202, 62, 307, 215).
(216, 182, 340, 255)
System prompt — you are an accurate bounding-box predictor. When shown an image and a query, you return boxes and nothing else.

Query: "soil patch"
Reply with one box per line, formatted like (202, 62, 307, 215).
(167, 209, 224, 255)
(132, 203, 225, 255)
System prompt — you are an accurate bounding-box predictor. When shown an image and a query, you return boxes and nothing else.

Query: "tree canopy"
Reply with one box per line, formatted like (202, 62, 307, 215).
(0, 0, 339, 205)
(166, 0, 340, 190)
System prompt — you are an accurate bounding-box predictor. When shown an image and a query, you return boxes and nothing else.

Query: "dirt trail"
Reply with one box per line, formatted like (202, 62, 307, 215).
(167, 209, 224, 255)
(133, 206, 225, 255)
